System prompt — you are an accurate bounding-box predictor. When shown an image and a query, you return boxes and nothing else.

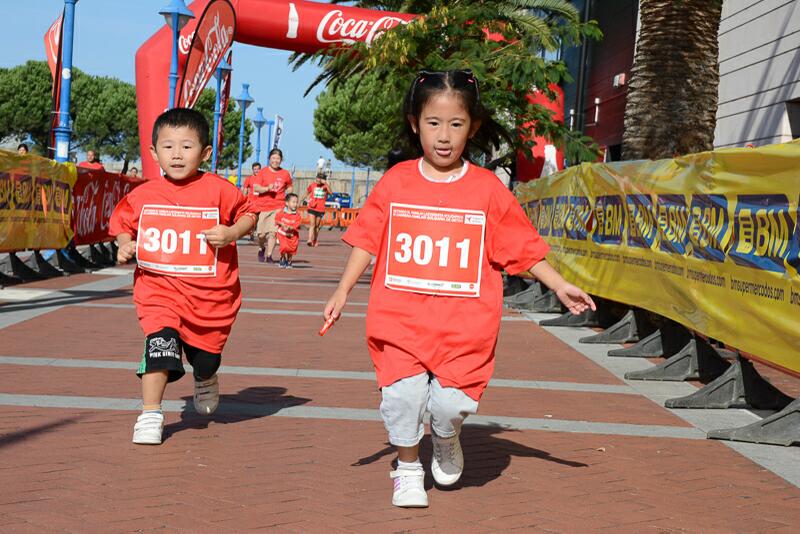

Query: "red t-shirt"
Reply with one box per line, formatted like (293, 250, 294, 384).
(109, 172, 256, 353)
(306, 182, 330, 212)
(254, 167, 293, 211)
(78, 161, 105, 170)
(243, 174, 270, 211)
(343, 159, 550, 400)
(276, 210, 302, 254)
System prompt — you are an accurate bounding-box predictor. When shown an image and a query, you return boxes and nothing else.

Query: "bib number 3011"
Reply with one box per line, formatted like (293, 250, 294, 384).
(385, 203, 486, 297)
(137, 205, 219, 277)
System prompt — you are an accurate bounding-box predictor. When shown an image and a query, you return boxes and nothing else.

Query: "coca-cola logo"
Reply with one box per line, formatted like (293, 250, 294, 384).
(316, 10, 409, 46)
(74, 179, 100, 238)
(181, 12, 233, 108)
(178, 30, 195, 55)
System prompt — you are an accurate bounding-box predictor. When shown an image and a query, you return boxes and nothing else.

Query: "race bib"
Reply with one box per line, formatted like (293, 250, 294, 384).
(385, 203, 486, 297)
(313, 187, 326, 199)
(136, 205, 219, 277)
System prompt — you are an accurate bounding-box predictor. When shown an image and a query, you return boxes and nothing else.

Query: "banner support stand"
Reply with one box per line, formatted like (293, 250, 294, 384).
(55, 249, 85, 274)
(579, 309, 654, 345)
(9, 253, 47, 281)
(30, 251, 65, 277)
(624, 335, 730, 382)
(665, 354, 793, 410)
(503, 282, 543, 308)
(708, 397, 800, 446)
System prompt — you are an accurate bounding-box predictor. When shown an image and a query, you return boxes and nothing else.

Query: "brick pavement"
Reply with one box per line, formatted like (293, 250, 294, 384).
(1, 232, 799, 532)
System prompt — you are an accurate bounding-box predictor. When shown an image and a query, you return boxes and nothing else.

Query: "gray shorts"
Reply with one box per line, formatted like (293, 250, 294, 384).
(379, 372, 479, 447)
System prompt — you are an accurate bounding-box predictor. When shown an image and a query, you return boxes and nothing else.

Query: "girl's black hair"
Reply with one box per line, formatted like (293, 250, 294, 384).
(269, 148, 283, 159)
(402, 70, 511, 159)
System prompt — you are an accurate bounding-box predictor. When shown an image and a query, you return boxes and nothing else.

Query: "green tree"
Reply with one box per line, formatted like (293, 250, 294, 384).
(293, 0, 602, 169)
(622, 0, 723, 159)
(0, 60, 79, 153)
(194, 88, 253, 171)
(71, 74, 139, 171)
(314, 71, 397, 168)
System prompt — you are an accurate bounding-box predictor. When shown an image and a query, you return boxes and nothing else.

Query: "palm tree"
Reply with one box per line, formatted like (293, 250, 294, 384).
(622, 0, 723, 160)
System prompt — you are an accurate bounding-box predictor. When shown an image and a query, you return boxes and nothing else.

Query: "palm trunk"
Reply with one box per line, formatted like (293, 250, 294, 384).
(622, 0, 723, 160)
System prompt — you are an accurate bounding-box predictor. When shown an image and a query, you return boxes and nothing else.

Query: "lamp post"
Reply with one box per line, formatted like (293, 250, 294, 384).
(266, 119, 275, 152)
(159, 0, 194, 109)
(253, 107, 266, 164)
(234, 83, 254, 187)
(211, 56, 232, 173)
(53, 0, 78, 163)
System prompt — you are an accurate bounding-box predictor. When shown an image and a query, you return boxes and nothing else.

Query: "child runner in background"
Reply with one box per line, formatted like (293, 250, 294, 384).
(303, 171, 332, 246)
(276, 193, 301, 268)
(252, 148, 293, 263)
(323, 70, 595, 508)
(110, 108, 256, 446)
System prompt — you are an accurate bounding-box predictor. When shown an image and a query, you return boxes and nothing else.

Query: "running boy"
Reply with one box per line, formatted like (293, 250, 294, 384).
(276, 193, 301, 268)
(303, 171, 332, 246)
(323, 70, 595, 507)
(110, 108, 256, 445)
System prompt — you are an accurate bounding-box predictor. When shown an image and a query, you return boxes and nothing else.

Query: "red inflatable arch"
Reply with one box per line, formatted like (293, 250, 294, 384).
(135, 0, 562, 180)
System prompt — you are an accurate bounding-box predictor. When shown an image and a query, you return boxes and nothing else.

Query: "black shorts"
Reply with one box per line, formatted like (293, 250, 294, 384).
(137, 327, 220, 383)
(307, 209, 326, 219)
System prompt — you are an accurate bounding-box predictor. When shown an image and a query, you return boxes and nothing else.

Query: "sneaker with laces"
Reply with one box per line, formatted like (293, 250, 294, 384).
(390, 468, 428, 508)
(194, 374, 219, 415)
(257, 249, 265, 262)
(431, 432, 464, 486)
(286, 260, 293, 269)
(266, 256, 275, 264)
(132, 412, 164, 445)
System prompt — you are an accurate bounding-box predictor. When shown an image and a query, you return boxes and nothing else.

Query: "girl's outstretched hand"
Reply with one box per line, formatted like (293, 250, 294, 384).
(555, 283, 596, 315)
(324, 287, 348, 322)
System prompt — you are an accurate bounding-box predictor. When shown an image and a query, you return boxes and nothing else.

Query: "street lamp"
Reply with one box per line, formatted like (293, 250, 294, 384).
(234, 83, 254, 187)
(159, 0, 194, 109)
(53, 0, 78, 163)
(211, 56, 232, 173)
(253, 107, 266, 164)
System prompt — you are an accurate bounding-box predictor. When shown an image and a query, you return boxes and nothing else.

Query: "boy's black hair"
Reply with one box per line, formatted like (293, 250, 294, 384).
(151, 107, 210, 147)
(285, 192, 298, 201)
(252, 162, 262, 169)
(402, 70, 511, 159)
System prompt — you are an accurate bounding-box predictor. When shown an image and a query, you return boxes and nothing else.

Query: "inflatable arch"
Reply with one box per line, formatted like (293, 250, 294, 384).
(135, 0, 561, 180)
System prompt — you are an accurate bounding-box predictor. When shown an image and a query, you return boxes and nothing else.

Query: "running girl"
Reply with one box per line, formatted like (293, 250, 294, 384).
(303, 171, 332, 246)
(323, 70, 595, 508)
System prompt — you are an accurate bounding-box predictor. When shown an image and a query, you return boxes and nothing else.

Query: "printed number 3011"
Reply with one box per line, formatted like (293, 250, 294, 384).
(394, 233, 471, 268)
(141, 228, 209, 255)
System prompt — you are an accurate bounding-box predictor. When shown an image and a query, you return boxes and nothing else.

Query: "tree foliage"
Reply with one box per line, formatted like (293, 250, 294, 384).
(293, 0, 602, 169)
(313, 71, 397, 169)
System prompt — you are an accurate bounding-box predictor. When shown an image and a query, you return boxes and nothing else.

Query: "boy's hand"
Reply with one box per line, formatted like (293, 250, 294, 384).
(117, 241, 137, 264)
(202, 225, 236, 248)
(555, 283, 596, 315)
(324, 288, 348, 322)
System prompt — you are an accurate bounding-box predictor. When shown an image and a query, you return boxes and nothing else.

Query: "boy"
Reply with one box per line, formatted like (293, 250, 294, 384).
(275, 193, 301, 268)
(109, 108, 256, 445)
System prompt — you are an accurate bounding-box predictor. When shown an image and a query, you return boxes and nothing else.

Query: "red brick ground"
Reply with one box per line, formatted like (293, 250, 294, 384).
(1, 232, 799, 532)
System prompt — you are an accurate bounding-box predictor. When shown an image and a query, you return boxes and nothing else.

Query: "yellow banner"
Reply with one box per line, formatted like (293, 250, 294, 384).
(515, 141, 800, 375)
(0, 150, 77, 252)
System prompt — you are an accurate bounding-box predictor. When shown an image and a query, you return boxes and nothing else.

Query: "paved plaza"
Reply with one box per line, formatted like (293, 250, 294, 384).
(1, 234, 799, 532)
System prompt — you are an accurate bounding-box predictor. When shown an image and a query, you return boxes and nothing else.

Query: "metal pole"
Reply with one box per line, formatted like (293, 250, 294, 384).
(366, 168, 370, 198)
(211, 72, 222, 172)
(54, 0, 78, 163)
(168, 12, 180, 109)
(350, 166, 356, 205)
(255, 123, 263, 163)
(237, 108, 246, 187)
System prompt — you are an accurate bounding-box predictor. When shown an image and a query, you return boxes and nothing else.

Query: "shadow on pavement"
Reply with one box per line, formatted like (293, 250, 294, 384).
(163, 386, 311, 442)
(0, 416, 86, 450)
(352, 424, 588, 489)
(0, 289, 132, 314)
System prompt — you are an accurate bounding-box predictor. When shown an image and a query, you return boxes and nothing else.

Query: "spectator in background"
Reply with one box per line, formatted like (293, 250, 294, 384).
(325, 158, 332, 179)
(128, 167, 139, 178)
(17, 143, 29, 155)
(78, 149, 105, 170)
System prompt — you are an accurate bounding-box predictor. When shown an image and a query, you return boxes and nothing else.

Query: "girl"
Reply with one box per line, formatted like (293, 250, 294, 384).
(323, 70, 595, 508)
(303, 171, 332, 246)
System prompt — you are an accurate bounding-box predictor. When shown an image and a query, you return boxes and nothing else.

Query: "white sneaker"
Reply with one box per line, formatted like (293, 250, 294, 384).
(431, 432, 464, 486)
(132, 412, 164, 445)
(390, 468, 428, 508)
(194, 375, 219, 415)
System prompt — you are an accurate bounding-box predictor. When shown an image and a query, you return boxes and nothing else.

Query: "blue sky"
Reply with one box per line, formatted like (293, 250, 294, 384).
(0, 0, 343, 171)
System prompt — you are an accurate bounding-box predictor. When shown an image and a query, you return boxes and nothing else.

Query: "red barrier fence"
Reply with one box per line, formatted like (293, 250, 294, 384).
(71, 168, 144, 246)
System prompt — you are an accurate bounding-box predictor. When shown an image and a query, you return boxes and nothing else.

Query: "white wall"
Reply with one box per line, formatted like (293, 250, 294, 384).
(715, 0, 800, 147)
